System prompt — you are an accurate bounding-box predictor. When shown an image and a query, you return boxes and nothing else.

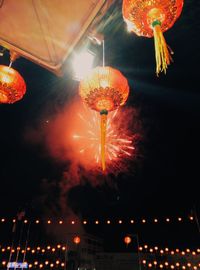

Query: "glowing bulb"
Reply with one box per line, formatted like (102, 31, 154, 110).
(72, 50, 95, 81)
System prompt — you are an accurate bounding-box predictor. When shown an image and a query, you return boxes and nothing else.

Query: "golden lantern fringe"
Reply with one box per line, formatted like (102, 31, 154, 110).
(152, 22, 173, 75)
(100, 112, 107, 171)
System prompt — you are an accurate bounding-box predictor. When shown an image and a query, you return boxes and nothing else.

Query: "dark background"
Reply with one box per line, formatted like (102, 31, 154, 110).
(0, 0, 199, 249)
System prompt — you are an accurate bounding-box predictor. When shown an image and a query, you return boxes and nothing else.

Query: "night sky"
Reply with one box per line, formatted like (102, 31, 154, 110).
(0, 0, 200, 249)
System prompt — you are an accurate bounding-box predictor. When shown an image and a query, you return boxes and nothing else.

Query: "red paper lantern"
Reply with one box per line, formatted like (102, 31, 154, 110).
(79, 66, 129, 171)
(124, 236, 132, 246)
(73, 236, 81, 245)
(0, 65, 26, 104)
(122, 0, 184, 75)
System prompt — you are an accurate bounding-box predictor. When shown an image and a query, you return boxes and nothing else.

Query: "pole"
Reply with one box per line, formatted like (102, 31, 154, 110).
(135, 234, 142, 270)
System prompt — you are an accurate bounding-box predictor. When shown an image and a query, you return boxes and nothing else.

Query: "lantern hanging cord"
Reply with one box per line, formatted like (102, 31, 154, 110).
(102, 39, 105, 67)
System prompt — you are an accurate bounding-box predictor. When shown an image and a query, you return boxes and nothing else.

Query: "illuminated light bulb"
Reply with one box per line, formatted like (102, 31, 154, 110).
(130, 220, 134, 224)
(72, 50, 95, 81)
(150, 248, 153, 253)
(27, 247, 30, 251)
(178, 217, 182, 221)
(37, 247, 41, 250)
(175, 248, 179, 253)
(50, 264, 54, 267)
(159, 264, 163, 268)
(2, 261, 6, 265)
(47, 220, 51, 224)
(160, 249, 164, 254)
(95, 220, 99, 224)
(62, 246, 66, 251)
(165, 248, 169, 252)
(24, 220, 28, 223)
(148, 263, 152, 267)
(171, 250, 175, 255)
(197, 248, 200, 253)
(119, 220, 122, 224)
(71, 221, 75, 224)
(154, 219, 158, 223)
(45, 261, 49, 265)
(166, 218, 170, 222)
(29, 264, 32, 268)
(142, 219, 146, 223)
(34, 261, 38, 265)
(83, 220, 87, 224)
(187, 263, 191, 267)
(47, 246, 51, 250)
(56, 261, 60, 265)
(142, 260, 146, 264)
(52, 248, 56, 252)
(193, 266, 197, 270)
(192, 251, 196, 255)
(189, 216, 194, 221)
(57, 245, 61, 249)
(17, 247, 20, 251)
(13, 219, 16, 223)
(153, 261, 157, 265)
(36, 220, 39, 224)
(176, 263, 180, 267)
(2, 248, 5, 252)
(144, 245, 148, 249)
(107, 220, 111, 224)
(139, 247, 143, 251)
(165, 262, 169, 266)
(61, 263, 65, 267)
(42, 249, 45, 253)
(7, 246, 11, 250)
(1, 218, 5, 222)
(170, 265, 175, 269)
(186, 248, 190, 252)
(181, 251, 185, 255)
(182, 266, 186, 270)
(21, 250, 25, 253)
(12, 249, 15, 253)
(39, 264, 43, 268)
(154, 246, 158, 251)
(31, 249, 35, 253)
(59, 220, 63, 224)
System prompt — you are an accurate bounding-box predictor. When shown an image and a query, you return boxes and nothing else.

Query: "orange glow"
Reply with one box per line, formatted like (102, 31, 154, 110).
(0, 65, 26, 104)
(73, 236, 81, 245)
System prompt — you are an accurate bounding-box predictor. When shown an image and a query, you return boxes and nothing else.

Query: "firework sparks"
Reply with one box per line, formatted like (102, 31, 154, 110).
(72, 104, 135, 171)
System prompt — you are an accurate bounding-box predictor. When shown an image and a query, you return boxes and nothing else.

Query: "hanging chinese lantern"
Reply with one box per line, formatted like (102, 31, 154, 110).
(124, 236, 132, 246)
(79, 66, 129, 171)
(122, 0, 184, 75)
(73, 236, 81, 245)
(0, 65, 26, 104)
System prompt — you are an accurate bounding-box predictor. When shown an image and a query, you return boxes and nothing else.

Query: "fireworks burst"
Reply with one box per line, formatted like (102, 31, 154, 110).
(72, 104, 136, 172)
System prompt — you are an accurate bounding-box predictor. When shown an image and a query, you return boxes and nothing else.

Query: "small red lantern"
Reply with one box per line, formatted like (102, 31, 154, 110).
(0, 65, 26, 104)
(73, 236, 81, 245)
(124, 236, 132, 246)
(79, 66, 129, 171)
(122, 0, 184, 75)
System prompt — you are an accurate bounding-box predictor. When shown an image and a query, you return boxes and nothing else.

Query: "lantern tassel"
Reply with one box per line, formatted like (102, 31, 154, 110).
(152, 20, 173, 75)
(100, 110, 108, 171)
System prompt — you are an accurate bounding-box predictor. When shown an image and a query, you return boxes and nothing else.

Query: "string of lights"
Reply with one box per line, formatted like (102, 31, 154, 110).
(141, 260, 200, 269)
(138, 245, 200, 256)
(1, 259, 199, 269)
(1, 245, 199, 257)
(0, 216, 195, 225)
(1, 261, 65, 268)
